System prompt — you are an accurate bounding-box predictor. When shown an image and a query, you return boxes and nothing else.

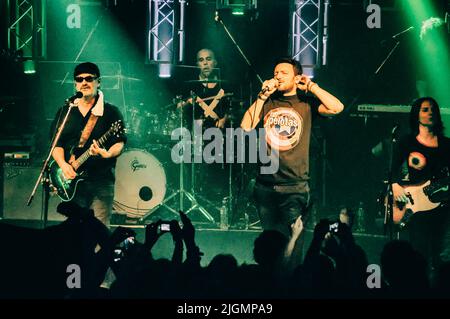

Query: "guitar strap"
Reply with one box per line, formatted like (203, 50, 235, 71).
(69, 113, 99, 164)
(78, 113, 99, 147)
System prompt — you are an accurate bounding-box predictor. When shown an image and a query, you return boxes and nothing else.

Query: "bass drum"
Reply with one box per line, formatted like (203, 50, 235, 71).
(113, 149, 166, 218)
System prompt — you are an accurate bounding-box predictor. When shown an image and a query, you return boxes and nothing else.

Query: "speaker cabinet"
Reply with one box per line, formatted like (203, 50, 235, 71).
(3, 165, 63, 221)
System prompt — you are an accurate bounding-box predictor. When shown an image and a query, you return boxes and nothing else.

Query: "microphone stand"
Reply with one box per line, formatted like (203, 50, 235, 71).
(27, 101, 76, 228)
(343, 27, 411, 115)
(374, 40, 400, 75)
(374, 26, 414, 76)
(215, 11, 265, 227)
(215, 12, 263, 85)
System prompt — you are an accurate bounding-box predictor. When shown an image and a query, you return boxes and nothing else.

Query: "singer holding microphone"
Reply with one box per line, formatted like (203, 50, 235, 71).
(241, 58, 343, 251)
(50, 62, 126, 226)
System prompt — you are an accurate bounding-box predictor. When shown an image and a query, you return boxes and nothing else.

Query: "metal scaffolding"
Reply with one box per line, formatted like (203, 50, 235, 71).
(147, 0, 185, 76)
(6, 0, 46, 59)
(290, 0, 328, 71)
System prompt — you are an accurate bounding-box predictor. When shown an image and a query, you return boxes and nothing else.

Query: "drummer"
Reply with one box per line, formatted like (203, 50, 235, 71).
(181, 48, 234, 200)
(183, 48, 232, 130)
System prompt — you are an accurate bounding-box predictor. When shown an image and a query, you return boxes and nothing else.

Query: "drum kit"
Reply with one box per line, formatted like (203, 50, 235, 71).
(126, 103, 180, 143)
(113, 81, 259, 228)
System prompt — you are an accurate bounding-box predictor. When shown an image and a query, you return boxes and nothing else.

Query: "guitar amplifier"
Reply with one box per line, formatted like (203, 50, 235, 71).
(4, 152, 31, 167)
(3, 165, 63, 221)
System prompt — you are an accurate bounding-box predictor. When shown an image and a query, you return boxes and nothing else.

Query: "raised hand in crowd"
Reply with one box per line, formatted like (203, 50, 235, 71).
(179, 211, 195, 247)
(110, 226, 136, 248)
(284, 216, 304, 260)
(179, 211, 203, 267)
(144, 220, 162, 251)
(170, 220, 183, 265)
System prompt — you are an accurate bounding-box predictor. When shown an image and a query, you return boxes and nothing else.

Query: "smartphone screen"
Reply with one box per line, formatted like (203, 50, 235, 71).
(160, 223, 170, 232)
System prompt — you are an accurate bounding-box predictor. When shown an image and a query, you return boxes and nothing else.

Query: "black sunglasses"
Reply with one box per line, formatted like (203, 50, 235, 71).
(74, 75, 98, 83)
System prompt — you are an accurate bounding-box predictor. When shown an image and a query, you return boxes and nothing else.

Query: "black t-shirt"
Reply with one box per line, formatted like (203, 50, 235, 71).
(256, 92, 321, 188)
(392, 134, 450, 184)
(51, 101, 127, 182)
(184, 82, 232, 129)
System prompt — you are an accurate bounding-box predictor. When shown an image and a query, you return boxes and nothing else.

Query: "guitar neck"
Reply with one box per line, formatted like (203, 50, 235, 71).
(71, 130, 112, 170)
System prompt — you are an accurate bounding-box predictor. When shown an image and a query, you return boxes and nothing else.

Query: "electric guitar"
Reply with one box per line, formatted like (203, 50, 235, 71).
(49, 120, 124, 201)
(392, 176, 450, 228)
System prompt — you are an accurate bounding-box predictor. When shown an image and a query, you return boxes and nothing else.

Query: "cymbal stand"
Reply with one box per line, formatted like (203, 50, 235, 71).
(225, 103, 236, 227)
(184, 91, 217, 221)
(139, 93, 215, 223)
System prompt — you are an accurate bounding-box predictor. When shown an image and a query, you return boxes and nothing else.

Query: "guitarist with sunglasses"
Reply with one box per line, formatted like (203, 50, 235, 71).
(50, 62, 127, 226)
(391, 97, 450, 274)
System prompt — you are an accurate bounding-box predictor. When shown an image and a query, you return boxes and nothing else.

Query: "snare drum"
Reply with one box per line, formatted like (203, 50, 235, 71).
(113, 149, 166, 218)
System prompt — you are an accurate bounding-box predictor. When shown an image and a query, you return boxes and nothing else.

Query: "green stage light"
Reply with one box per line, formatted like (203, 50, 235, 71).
(400, 0, 449, 109)
(23, 60, 36, 74)
(217, 0, 257, 17)
(231, 8, 245, 16)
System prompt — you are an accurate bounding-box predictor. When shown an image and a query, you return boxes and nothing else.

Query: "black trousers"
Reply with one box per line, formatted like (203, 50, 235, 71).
(408, 205, 450, 271)
(72, 179, 115, 226)
(253, 182, 310, 238)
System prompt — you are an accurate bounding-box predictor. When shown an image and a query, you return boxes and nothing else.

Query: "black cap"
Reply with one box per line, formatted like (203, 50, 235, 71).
(74, 62, 100, 78)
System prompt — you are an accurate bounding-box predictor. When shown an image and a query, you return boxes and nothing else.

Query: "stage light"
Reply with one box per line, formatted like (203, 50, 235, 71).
(400, 0, 450, 127)
(216, 0, 258, 18)
(231, 8, 245, 16)
(148, 0, 186, 78)
(158, 63, 171, 78)
(23, 60, 36, 74)
(291, 0, 326, 74)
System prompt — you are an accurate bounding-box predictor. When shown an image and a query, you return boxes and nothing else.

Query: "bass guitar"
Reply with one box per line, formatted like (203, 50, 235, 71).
(392, 177, 449, 228)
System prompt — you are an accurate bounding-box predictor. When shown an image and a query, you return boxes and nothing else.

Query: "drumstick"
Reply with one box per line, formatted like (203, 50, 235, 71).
(176, 93, 234, 108)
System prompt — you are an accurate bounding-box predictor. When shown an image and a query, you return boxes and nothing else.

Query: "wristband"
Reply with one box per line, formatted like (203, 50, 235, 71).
(258, 94, 268, 101)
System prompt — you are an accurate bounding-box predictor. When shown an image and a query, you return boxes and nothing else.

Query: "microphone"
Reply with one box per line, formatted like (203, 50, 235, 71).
(260, 79, 279, 95)
(215, 11, 220, 22)
(66, 91, 83, 103)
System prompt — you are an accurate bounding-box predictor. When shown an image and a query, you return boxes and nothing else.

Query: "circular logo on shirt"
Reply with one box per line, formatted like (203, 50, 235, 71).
(263, 107, 303, 151)
(408, 151, 427, 170)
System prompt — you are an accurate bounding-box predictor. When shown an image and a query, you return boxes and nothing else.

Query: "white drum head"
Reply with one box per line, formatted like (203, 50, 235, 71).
(113, 149, 166, 217)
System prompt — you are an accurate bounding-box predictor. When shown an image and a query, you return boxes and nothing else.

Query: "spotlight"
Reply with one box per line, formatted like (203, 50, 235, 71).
(158, 63, 171, 78)
(216, 0, 258, 18)
(23, 60, 36, 75)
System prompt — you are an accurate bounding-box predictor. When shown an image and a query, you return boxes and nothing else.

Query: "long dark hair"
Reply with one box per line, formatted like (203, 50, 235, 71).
(409, 97, 444, 137)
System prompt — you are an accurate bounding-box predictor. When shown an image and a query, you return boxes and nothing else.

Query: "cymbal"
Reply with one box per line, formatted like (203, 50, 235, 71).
(102, 75, 142, 81)
(52, 74, 142, 84)
(184, 79, 227, 84)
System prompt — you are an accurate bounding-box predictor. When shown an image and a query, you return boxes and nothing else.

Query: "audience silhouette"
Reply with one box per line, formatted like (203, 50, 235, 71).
(0, 203, 447, 299)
